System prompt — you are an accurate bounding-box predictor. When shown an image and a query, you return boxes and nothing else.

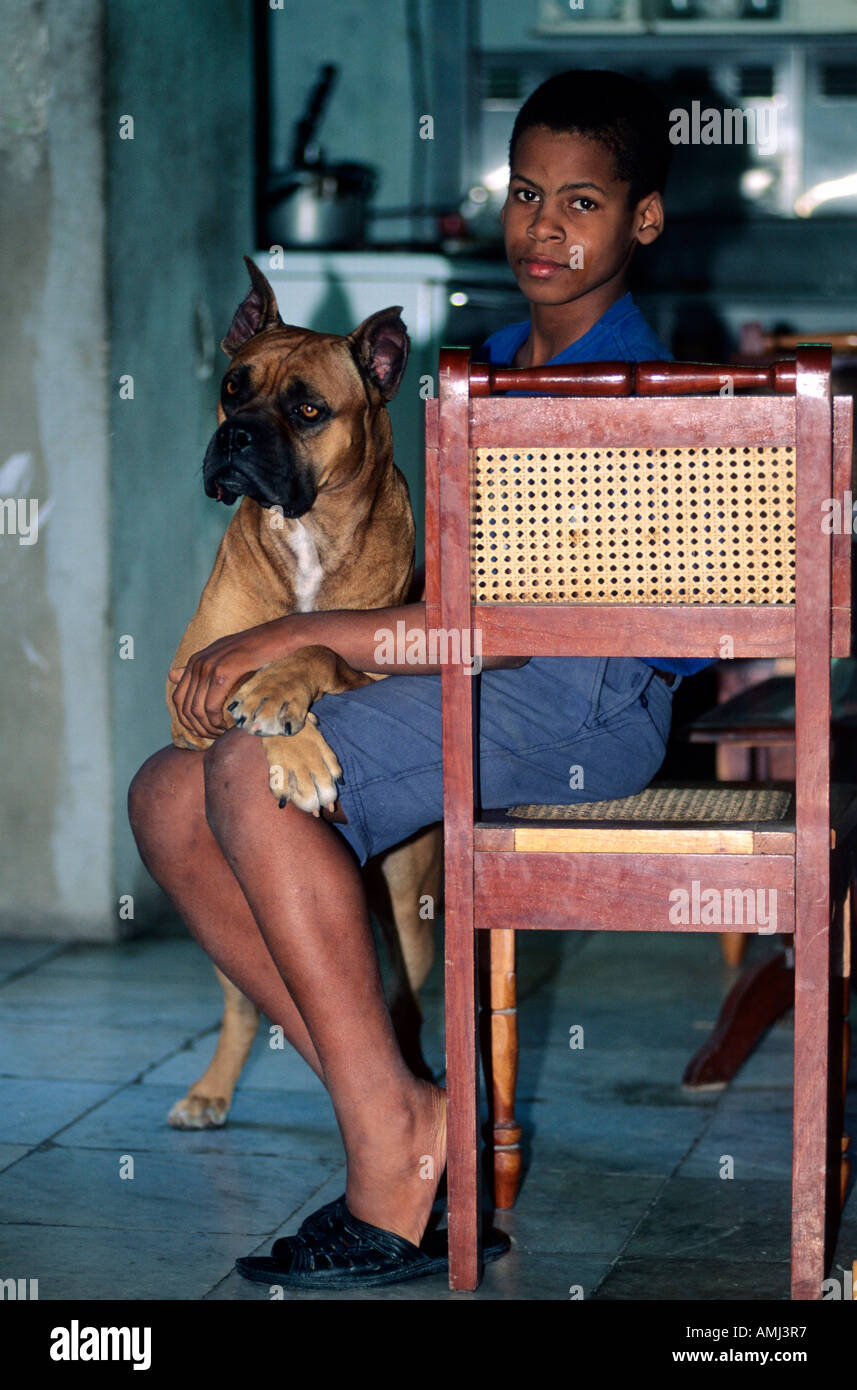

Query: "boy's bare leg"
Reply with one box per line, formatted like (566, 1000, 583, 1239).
(130, 731, 446, 1245)
(200, 726, 446, 1246)
(128, 745, 323, 1080)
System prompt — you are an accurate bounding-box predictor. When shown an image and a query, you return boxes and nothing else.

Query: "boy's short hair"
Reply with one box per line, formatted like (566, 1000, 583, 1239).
(509, 69, 672, 205)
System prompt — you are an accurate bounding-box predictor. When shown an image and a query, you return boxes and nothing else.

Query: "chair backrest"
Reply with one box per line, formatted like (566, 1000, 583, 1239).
(425, 350, 852, 660)
(425, 349, 853, 910)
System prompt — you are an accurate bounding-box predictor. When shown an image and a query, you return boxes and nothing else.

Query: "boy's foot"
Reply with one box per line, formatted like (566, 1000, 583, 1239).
(342, 1078, 447, 1248)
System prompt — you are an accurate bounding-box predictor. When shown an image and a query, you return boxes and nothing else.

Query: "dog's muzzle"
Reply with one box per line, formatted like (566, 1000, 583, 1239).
(203, 418, 317, 517)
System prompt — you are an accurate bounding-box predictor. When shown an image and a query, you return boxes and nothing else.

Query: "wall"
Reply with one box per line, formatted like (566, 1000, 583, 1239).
(106, 0, 255, 929)
(0, 0, 254, 940)
(0, 0, 112, 938)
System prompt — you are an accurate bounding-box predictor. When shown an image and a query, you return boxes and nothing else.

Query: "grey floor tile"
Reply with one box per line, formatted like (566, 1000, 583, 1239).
(0, 1077, 118, 1144)
(34, 938, 213, 983)
(594, 1257, 791, 1301)
(832, 1181, 857, 1281)
(0, 1144, 30, 1173)
(0, 918, 841, 1302)
(55, 1084, 343, 1162)
(0, 972, 221, 1030)
(0, 1146, 337, 1235)
(0, 1021, 196, 1082)
(0, 940, 67, 981)
(516, 1004, 716, 1055)
(515, 1094, 712, 1176)
(679, 1104, 793, 1180)
(0, 1222, 259, 1300)
(515, 1042, 719, 1103)
(490, 1170, 664, 1256)
(141, 1030, 327, 1094)
(726, 1042, 795, 1090)
(622, 1177, 791, 1263)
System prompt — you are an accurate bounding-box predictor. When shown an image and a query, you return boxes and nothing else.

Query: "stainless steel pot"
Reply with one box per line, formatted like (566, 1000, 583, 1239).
(265, 162, 377, 248)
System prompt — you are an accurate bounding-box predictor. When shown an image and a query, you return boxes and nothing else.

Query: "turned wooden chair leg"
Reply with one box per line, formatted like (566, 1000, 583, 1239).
(489, 928, 522, 1210)
(719, 932, 749, 967)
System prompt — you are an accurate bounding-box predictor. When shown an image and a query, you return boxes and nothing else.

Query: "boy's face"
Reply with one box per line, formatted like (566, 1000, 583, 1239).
(500, 126, 663, 309)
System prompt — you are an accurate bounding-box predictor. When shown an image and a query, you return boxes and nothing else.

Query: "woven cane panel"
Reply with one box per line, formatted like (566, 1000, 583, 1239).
(507, 785, 792, 823)
(471, 445, 795, 604)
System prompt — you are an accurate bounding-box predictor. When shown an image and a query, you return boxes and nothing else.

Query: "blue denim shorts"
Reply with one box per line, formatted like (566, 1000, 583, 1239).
(312, 656, 676, 865)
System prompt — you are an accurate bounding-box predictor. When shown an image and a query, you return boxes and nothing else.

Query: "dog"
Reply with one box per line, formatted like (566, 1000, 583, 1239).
(165, 257, 441, 1128)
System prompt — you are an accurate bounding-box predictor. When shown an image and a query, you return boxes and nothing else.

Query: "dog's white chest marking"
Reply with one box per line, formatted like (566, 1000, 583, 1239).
(285, 521, 323, 612)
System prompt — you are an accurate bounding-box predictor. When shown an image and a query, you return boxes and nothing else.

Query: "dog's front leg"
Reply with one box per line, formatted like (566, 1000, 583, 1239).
(227, 645, 372, 813)
(226, 645, 370, 736)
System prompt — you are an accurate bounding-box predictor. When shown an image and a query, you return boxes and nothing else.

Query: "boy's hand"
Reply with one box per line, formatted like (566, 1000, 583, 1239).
(169, 622, 293, 740)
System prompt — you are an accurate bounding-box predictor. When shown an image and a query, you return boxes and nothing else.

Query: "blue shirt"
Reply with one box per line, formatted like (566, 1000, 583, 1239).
(479, 293, 713, 678)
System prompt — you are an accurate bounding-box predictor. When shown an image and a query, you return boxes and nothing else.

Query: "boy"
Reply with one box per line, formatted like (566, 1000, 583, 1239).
(129, 70, 711, 1290)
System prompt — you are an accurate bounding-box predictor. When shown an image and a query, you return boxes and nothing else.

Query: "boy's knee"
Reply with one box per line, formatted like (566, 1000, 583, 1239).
(202, 728, 266, 828)
(128, 749, 168, 829)
(127, 746, 200, 845)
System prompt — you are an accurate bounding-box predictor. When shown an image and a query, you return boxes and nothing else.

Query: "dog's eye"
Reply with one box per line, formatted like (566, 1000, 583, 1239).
(224, 380, 239, 396)
(298, 403, 320, 420)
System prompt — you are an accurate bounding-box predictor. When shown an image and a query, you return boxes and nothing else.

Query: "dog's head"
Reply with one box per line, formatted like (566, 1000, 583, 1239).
(202, 257, 409, 518)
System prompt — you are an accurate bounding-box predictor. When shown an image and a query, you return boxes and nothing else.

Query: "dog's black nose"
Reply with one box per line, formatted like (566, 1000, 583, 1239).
(223, 424, 254, 453)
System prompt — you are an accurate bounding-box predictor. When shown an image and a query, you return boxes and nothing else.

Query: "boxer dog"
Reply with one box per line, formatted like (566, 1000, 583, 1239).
(165, 257, 440, 1128)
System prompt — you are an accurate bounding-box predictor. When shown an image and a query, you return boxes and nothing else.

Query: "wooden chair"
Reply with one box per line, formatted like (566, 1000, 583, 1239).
(425, 346, 855, 1300)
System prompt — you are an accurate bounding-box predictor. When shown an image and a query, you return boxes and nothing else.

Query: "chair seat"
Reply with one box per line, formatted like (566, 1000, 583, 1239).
(471, 781, 857, 855)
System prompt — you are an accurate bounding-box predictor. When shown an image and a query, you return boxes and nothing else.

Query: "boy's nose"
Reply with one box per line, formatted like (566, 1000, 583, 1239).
(528, 219, 564, 242)
(528, 204, 565, 236)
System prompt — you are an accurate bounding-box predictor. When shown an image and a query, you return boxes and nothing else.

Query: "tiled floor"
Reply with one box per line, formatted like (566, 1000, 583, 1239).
(0, 925, 854, 1301)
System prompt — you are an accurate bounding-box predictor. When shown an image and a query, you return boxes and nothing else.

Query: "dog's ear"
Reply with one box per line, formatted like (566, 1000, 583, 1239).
(347, 307, 409, 402)
(221, 256, 284, 356)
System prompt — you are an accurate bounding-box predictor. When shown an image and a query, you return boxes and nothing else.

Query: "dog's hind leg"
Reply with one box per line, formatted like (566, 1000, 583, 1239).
(167, 966, 260, 1129)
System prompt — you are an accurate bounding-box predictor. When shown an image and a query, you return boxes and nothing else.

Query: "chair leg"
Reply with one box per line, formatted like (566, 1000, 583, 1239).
(791, 896, 832, 1300)
(490, 929, 522, 1210)
(719, 931, 749, 967)
(840, 886, 852, 1210)
(445, 881, 482, 1291)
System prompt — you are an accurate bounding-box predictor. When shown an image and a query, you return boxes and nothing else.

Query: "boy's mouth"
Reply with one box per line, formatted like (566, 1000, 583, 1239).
(520, 255, 568, 279)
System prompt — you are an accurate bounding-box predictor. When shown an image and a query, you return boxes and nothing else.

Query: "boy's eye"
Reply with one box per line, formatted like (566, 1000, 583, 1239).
(571, 197, 597, 212)
(513, 187, 539, 203)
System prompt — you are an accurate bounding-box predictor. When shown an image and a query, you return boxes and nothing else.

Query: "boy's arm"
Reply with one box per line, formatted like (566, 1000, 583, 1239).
(169, 601, 528, 738)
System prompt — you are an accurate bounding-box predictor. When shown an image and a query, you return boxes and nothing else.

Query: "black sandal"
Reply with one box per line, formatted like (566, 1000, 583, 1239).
(296, 1180, 447, 1239)
(235, 1203, 510, 1290)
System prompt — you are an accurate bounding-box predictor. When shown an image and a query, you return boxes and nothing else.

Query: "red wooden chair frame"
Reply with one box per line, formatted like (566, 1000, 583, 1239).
(425, 347, 853, 1300)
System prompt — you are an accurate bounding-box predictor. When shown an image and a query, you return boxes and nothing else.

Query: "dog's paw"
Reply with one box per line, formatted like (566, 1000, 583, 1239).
(264, 716, 342, 814)
(167, 1091, 229, 1129)
(226, 660, 313, 737)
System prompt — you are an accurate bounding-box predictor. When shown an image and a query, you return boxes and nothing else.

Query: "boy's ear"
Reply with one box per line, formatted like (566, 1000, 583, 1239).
(634, 192, 665, 246)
